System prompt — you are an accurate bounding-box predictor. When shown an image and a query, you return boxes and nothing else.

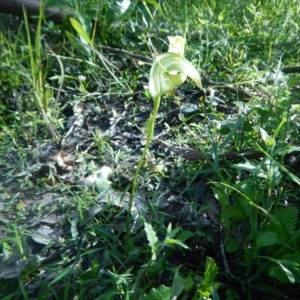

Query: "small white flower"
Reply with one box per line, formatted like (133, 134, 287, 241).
(78, 75, 86, 81)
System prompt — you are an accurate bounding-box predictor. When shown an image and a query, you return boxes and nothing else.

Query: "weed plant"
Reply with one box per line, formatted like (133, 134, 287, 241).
(1, 0, 300, 299)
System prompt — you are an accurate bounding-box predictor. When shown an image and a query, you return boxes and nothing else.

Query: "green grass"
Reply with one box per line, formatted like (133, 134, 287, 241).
(1, 0, 300, 299)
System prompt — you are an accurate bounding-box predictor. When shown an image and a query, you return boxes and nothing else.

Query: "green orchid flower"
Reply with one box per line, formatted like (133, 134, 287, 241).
(148, 36, 201, 98)
(127, 36, 201, 245)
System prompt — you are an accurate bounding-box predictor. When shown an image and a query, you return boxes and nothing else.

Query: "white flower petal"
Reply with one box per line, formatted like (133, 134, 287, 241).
(167, 36, 186, 57)
(148, 52, 201, 98)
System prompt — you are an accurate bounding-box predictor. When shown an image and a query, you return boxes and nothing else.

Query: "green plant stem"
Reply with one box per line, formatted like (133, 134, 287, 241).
(45, 43, 64, 115)
(23, 5, 60, 141)
(126, 95, 161, 248)
(19, 278, 29, 300)
(14, 225, 24, 259)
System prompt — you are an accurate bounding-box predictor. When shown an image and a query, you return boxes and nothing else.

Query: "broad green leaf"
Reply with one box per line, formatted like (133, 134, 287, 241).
(213, 186, 230, 206)
(274, 145, 300, 155)
(278, 262, 296, 283)
(142, 285, 172, 300)
(256, 231, 277, 249)
(221, 208, 244, 223)
(269, 256, 300, 283)
(177, 230, 195, 241)
(172, 270, 185, 298)
(256, 143, 300, 186)
(184, 273, 195, 293)
(70, 17, 93, 46)
(288, 76, 300, 88)
(268, 266, 289, 283)
(137, 1, 153, 28)
(266, 207, 298, 241)
(225, 237, 238, 253)
(235, 179, 256, 200)
(78, 14, 92, 36)
(144, 221, 159, 261)
(232, 162, 267, 178)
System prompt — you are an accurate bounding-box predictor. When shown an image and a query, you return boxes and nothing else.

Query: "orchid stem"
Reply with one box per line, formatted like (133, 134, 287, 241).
(126, 95, 161, 248)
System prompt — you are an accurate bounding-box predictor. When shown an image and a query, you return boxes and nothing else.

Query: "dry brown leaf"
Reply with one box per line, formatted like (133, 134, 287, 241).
(158, 140, 206, 160)
(55, 151, 75, 171)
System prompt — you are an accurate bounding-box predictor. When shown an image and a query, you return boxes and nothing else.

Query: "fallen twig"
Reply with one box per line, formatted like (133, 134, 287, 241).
(158, 140, 264, 161)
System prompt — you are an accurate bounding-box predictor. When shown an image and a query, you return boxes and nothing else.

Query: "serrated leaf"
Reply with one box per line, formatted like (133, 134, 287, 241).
(204, 257, 218, 284)
(144, 221, 159, 261)
(142, 285, 172, 300)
